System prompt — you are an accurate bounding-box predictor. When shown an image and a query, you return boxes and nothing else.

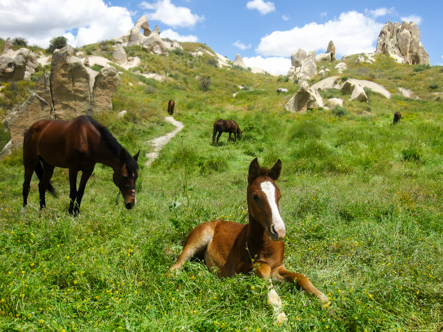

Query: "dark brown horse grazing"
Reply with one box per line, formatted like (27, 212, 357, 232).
(393, 111, 401, 124)
(170, 158, 329, 322)
(167, 99, 175, 115)
(22, 115, 140, 215)
(212, 119, 242, 146)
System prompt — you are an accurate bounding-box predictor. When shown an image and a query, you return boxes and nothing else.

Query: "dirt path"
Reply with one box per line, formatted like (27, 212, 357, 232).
(145, 116, 184, 167)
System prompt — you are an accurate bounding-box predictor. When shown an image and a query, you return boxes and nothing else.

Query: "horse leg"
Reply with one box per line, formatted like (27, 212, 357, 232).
(68, 168, 79, 215)
(212, 129, 217, 145)
(216, 132, 222, 146)
(254, 262, 288, 324)
(275, 266, 329, 307)
(228, 132, 232, 142)
(22, 159, 38, 211)
(170, 222, 215, 272)
(73, 168, 94, 215)
(38, 163, 55, 210)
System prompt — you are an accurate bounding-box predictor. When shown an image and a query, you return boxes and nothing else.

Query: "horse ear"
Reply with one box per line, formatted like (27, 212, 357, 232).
(269, 159, 282, 181)
(133, 150, 140, 161)
(248, 158, 260, 184)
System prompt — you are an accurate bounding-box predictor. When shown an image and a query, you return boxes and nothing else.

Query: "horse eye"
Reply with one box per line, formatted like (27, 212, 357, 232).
(252, 193, 259, 201)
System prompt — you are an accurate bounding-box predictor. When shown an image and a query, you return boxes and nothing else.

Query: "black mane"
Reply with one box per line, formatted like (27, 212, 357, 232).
(86, 116, 139, 173)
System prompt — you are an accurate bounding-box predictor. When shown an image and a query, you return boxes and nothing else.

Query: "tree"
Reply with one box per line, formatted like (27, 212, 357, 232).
(199, 76, 212, 92)
(12, 37, 27, 47)
(47, 36, 68, 53)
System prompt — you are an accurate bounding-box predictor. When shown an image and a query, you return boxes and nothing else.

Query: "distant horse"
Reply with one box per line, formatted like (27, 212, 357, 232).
(22, 115, 140, 215)
(168, 99, 175, 115)
(393, 111, 401, 124)
(170, 158, 329, 322)
(277, 88, 288, 94)
(212, 119, 242, 146)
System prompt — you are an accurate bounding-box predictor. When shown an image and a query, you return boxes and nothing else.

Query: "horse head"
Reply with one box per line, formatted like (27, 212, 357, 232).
(247, 158, 285, 241)
(114, 149, 140, 209)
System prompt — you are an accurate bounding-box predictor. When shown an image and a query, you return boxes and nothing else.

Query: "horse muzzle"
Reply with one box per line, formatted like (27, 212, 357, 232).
(268, 224, 286, 241)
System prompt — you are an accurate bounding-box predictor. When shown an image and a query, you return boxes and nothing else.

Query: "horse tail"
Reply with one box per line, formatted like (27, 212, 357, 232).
(35, 158, 58, 198)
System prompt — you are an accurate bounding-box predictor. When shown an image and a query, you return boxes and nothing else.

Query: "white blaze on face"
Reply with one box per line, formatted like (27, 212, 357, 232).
(260, 181, 286, 238)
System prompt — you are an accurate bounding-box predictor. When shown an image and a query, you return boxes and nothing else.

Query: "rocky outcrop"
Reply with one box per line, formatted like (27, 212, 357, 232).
(3, 46, 120, 149)
(335, 62, 347, 73)
(0, 47, 40, 82)
(142, 26, 168, 55)
(233, 54, 247, 69)
(285, 81, 323, 112)
(327, 41, 336, 61)
(343, 81, 368, 102)
(315, 40, 336, 63)
(1, 38, 13, 54)
(288, 49, 317, 82)
(375, 21, 429, 65)
(112, 43, 127, 65)
(92, 66, 120, 111)
(356, 54, 375, 64)
(114, 15, 182, 55)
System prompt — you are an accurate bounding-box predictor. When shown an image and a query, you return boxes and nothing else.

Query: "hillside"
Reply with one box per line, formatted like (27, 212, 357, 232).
(0, 39, 443, 331)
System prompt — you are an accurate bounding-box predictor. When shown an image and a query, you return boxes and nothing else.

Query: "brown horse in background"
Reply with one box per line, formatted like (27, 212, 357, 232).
(393, 111, 401, 124)
(22, 115, 140, 215)
(170, 158, 329, 322)
(168, 99, 175, 115)
(212, 119, 242, 146)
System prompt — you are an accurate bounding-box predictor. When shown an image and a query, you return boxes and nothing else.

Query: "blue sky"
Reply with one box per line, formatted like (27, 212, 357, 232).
(0, 0, 442, 75)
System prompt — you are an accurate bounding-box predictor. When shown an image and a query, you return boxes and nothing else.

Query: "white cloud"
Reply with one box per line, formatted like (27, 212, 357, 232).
(161, 29, 198, 42)
(243, 56, 291, 76)
(282, 15, 289, 21)
(246, 0, 276, 15)
(140, 0, 204, 28)
(233, 40, 251, 50)
(321, 12, 327, 17)
(401, 15, 422, 24)
(256, 11, 383, 57)
(366, 7, 394, 18)
(0, 0, 134, 48)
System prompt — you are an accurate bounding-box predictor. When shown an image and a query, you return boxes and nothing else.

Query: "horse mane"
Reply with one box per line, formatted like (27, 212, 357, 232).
(86, 116, 139, 172)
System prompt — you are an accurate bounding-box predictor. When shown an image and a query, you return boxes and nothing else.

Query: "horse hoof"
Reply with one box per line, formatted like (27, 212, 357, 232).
(21, 206, 26, 213)
(275, 312, 287, 324)
(319, 294, 331, 308)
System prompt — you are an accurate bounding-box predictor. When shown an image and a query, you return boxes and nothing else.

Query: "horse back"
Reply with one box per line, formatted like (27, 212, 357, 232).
(25, 116, 100, 167)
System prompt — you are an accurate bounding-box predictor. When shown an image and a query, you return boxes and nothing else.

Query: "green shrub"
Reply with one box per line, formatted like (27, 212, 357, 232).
(401, 146, 420, 161)
(413, 64, 430, 72)
(200, 157, 228, 174)
(12, 37, 27, 47)
(333, 106, 350, 117)
(429, 82, 439, 90)
(47, 36, 68, 53)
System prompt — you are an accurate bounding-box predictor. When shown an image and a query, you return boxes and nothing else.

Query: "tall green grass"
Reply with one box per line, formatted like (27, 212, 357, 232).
(0, 43, 442, 331)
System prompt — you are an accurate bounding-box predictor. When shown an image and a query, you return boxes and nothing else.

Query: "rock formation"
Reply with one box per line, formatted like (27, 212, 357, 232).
(1, 38, 13, 54)
(287, 49, 317, 82)
(112, 43, 127, 65)
(233, 54, 247, 69)
(0, 46, 40, 82)
(327, 41, 336, 61)
(3, 46, 120, 150)
(285, 81, 323, 112)
(315, 40, 336, 63)
(113, 15, 182, 55)
(375, 21, 429, 65)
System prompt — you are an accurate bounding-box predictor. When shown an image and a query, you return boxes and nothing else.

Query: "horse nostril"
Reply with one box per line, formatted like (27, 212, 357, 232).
(125, 202, 133, 209)
(271, 225, 277, 236)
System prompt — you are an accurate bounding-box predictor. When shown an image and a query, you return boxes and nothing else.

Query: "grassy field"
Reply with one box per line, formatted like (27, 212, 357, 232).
(1, 41, 443, 331)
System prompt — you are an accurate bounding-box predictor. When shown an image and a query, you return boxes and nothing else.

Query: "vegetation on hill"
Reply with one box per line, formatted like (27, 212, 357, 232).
(0, 40, 442, 331)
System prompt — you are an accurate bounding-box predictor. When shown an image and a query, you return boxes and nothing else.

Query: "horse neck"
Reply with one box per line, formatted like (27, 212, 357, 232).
(95, 142, 121, 171)
(246, 206, 273, 252)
